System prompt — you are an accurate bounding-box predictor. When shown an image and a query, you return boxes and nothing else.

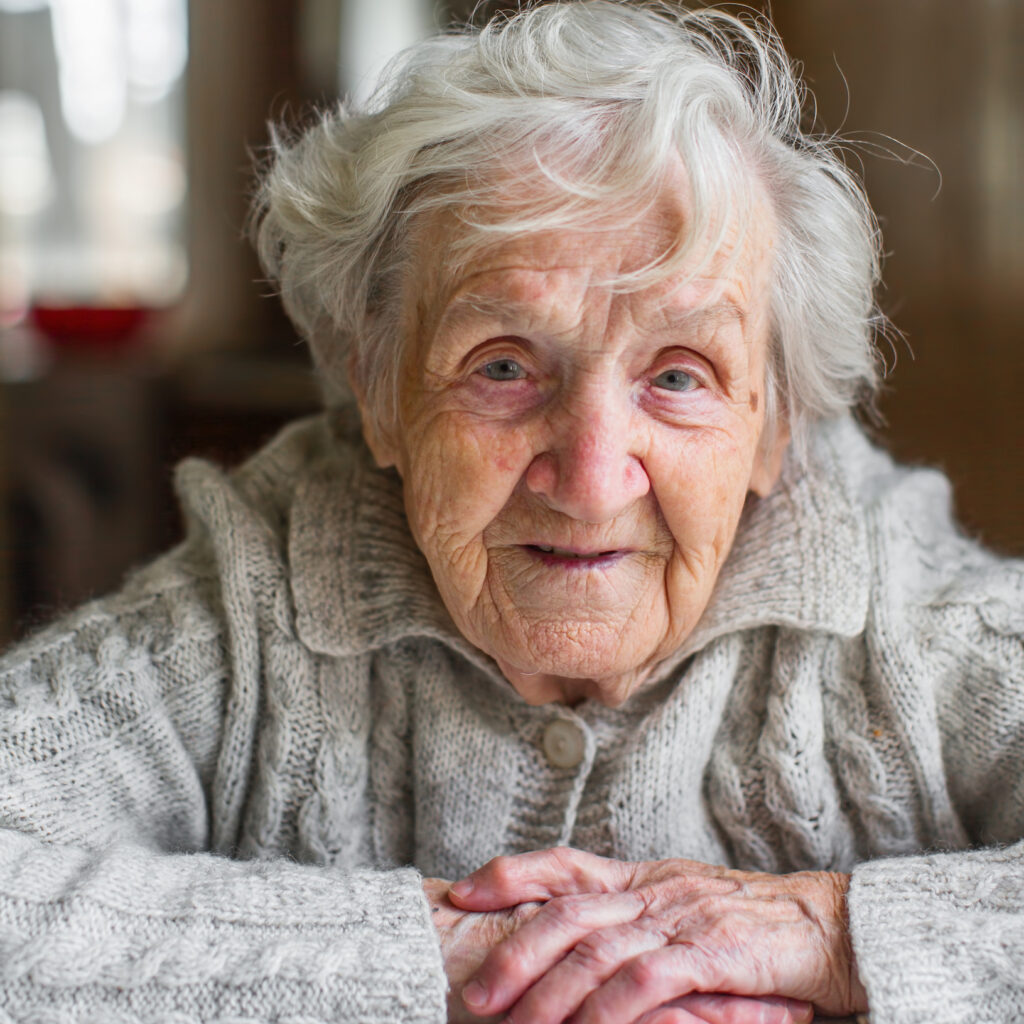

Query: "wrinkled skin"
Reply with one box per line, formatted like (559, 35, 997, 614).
(440, 849, 866, 1023)
(424, 878, 542, 1023)
(367, 178, 858, 1019)
(360, 177, 788, 708)
(425, 869, 817, 1024)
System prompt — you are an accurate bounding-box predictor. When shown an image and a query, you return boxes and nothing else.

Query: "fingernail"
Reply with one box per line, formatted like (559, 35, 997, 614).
(463, 980, 488, 1008)
(450, 879, 474, 898)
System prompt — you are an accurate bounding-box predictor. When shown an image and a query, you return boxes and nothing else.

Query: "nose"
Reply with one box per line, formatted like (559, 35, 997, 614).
(524, 394, 650, 523)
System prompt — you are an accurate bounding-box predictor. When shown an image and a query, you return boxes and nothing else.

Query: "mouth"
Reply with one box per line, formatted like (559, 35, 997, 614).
(524, 544, 627, 566)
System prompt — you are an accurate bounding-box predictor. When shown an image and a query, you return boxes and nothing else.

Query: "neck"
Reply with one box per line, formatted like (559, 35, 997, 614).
(496, 659, 652, 708)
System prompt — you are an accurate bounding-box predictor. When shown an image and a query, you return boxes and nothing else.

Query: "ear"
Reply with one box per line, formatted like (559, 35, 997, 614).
(349, 359, 402, 474)
(748, 417, 790, 498)
(359, 408, 402, 474)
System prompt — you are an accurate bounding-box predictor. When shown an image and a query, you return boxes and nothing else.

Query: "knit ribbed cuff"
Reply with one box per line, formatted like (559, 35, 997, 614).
(848, 844, 1024, 1024)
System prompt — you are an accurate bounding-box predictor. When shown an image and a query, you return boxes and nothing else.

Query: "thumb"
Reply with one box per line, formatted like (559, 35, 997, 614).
(449, 847, 629, 909)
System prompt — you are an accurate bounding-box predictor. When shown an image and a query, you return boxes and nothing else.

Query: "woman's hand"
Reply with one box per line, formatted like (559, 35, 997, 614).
(424, 877, 542, 1022)
(445, 848, 868, 1024)
(424, 875, 808, 1024)
(632, 994, 813, 1024)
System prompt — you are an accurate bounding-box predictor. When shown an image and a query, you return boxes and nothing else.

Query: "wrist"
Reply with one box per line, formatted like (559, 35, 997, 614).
(836, 872, 869, 1013)
(423, 876, 452, 907)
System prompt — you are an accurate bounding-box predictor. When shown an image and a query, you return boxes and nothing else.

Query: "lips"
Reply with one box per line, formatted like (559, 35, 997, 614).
(526, 544, 624, 561)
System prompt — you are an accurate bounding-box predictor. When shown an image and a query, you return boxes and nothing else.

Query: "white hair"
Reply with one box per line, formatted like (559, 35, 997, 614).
(253, 0, 884, 453)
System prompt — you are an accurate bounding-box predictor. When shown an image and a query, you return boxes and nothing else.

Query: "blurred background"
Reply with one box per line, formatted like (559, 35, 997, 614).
(0, 0, 1020, 646)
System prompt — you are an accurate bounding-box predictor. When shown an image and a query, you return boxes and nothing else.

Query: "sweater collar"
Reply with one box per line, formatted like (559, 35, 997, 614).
(289, 411, 872, 662)
(678, 415, 872, 658)
(288, 408, 490, 667)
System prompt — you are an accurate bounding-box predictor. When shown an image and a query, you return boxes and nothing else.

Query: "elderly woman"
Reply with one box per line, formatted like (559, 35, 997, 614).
(0, 3, 1021, 1022)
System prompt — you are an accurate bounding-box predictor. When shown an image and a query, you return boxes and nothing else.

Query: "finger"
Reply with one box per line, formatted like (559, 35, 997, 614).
(504, 916, 665, 1024)
(573, 944, 716, 1024)
(450, 847, 631, 910)
(461, 891, 647, 1017)
(633, 995, 812, 1024)
(660, 994, 815, 1024)
(635, 1007, 707, 1024)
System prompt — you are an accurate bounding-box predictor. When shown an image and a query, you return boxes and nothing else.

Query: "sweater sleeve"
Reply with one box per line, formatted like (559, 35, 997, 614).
(847, 475, 1024, 1024)
(0, 561, 447, 1023)
(849, 841, 1024, 1024)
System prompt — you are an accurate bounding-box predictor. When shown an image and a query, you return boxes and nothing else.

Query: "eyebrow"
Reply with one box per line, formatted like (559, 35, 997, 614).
(652, 301, 747, 333)
(436, 292, 747, 335)
(434, 293, 531, 333)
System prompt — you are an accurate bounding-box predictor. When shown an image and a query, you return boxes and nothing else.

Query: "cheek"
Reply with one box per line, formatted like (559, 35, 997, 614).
(492, 446, 519, 476)
(646, 426, 758, 553)
(400, 413, 535, 540)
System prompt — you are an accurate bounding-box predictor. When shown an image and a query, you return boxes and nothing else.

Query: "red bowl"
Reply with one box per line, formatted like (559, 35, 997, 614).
(30, 305, 152, 350)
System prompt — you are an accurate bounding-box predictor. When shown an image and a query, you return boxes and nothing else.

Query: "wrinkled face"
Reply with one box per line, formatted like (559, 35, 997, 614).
(362, 188, 787, 707)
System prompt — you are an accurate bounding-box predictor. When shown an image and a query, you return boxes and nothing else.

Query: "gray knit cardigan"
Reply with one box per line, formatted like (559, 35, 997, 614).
(0, 408, 1021, 1024)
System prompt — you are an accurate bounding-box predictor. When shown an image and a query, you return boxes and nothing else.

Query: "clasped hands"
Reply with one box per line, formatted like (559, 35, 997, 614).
(425, 848, 867, 1024)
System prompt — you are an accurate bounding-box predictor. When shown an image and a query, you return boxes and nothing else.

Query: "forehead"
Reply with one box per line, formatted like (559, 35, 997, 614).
(408, 185, 776, 341)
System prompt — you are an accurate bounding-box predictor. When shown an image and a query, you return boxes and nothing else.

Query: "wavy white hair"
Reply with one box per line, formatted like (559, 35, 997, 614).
(253, 1, 884, 453)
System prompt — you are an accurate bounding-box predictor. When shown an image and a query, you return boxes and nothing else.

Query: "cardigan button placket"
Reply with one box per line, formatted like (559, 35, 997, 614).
(542, 718, 586, 769)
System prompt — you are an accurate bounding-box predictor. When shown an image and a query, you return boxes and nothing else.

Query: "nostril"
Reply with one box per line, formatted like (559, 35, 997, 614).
(524, 436, 649, 521)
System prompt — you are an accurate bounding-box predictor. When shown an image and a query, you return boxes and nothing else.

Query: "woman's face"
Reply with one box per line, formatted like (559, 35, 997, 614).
(363, 191, 787, 706)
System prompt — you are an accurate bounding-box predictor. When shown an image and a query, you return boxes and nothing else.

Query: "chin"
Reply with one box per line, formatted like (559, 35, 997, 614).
(525, 623, 637, 671)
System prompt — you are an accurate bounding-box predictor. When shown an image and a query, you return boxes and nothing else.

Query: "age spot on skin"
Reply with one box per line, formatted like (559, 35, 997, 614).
(749, 390, 759, 412)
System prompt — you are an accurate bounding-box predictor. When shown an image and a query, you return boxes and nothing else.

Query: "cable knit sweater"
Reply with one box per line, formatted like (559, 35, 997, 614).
(0, 407, 1021, 1024)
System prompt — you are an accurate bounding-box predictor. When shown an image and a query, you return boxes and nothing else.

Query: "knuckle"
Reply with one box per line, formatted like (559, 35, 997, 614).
(487, 937, 523, 975)
(552, 844, 581, 865)
(553, 845, 608, 883)
(567, 931, 621, 973)
(623, 951, 667, 990)
(553, 845, 588, 883)
(487, 855, 518, 887)
(689, 893, 726, 928)
(635, 883, 662, 915)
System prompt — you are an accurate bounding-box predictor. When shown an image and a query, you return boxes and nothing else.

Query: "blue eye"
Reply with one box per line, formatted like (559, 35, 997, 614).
(480, 358, 526, 381)
(652, 368, 698, 392)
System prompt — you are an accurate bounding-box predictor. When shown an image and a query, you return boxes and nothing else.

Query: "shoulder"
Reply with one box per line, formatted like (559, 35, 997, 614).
(819, 423, 1024, 754)
(172, 410, 362, 559)
(0, 538, 232, 840)
(0, 412, 365, 732)
(755, 417, 1023, 693)
(806, 423, 1024, 844)
(809, 418, 1021, 614)
(164, 410, 374, 623)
